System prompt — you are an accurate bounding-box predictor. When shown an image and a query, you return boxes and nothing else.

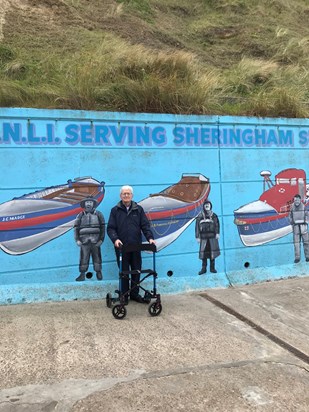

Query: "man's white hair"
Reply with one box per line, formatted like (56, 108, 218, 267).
(120, 185, 133, 195)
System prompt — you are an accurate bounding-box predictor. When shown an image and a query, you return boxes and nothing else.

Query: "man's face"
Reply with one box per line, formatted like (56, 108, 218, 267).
(121, 190, 133, 207)
(294, 197, 301, 207)
(85, 200, 94, 211)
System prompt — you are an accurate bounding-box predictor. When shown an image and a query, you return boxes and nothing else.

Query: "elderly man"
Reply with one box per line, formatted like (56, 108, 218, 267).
(107, 185, 155, 304)
(74, 196, 105, 281)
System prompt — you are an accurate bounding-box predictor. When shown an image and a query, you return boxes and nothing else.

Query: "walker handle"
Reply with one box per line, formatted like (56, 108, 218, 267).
(121, 243, 157, 253)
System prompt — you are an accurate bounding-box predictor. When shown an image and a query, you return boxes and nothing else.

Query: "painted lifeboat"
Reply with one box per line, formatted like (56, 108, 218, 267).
(139, 173, 210, 251)
(0, 177, 105, 255)
(234, 168, 307, 246)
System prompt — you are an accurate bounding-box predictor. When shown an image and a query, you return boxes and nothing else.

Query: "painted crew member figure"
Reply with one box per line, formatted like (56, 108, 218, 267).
(74, 196, 105, 281)
(107, 185, 156, 304)
(195, 200, 220, 275)
(289, 194, 309, 264)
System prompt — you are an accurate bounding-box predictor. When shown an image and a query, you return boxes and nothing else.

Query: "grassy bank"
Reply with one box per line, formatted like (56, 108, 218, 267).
(0, 0, 308, 117)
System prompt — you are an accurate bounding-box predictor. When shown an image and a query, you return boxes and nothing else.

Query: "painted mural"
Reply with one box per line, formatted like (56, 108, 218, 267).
(0, 177, 105, 255)
(234, 168, 309, 265)
(0, 173, 208, 256)
(234, 168, 307, 247)
(195, 200, 220, 275)
(139, 173, 210, 251)
(74, 197, 105, 281)
(1, 108, 309, 304)
(289, 194, 309, 264)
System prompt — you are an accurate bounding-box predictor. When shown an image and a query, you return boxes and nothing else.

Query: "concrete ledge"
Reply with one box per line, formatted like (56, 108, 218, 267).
(1, 262, 309, 305)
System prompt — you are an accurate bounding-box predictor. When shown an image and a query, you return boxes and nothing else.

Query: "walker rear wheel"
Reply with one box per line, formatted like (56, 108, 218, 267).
(148, 302, 162, 317)
(112, 304, 127, 319)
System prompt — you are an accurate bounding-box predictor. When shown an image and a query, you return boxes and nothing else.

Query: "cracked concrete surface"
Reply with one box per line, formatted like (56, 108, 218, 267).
(1, 361, 308, 411)
(0, 277, 309, 411)
(0, 371, 144, 411)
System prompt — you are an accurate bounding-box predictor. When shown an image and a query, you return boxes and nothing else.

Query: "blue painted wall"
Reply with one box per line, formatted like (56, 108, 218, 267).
(0, 108, 309, 304)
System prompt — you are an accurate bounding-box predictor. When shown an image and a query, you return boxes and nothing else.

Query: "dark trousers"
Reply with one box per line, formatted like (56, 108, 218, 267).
(116, 249, 142, 297)
(293, 224, 309, 260)
(79, 242, 102, 273)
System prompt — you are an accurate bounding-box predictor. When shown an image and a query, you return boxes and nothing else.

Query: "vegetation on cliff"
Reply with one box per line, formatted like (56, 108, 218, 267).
(0, 0, 308, 117)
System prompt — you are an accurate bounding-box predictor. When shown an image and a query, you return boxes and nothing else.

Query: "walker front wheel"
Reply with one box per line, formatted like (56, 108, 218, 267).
(112, 304, 127, 319)
(148, 302, 162, 317)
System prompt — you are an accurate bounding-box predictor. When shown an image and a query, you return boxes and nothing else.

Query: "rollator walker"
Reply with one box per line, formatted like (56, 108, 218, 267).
(106, 243, 162, 319)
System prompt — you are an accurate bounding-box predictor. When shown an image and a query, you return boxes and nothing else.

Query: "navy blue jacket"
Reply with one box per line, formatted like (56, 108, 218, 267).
(107, 201, 154, 245)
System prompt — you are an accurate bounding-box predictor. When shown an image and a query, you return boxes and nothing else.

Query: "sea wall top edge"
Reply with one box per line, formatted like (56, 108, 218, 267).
(0, 108, 308, 127)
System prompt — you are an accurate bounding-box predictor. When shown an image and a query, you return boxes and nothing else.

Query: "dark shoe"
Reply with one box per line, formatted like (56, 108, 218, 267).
(130, 294, 148, 303)
(96, 271, 103, 280)
(198, 267, 206, 275)
(306, 258, 309, 262)
(294, 259, 300, 264)
(75, 273, 85, 282)
(143, 292, 152, 304)
(210, 260, 217, 273)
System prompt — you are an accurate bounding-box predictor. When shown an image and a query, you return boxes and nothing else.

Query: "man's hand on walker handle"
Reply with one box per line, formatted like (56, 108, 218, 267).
(114, 239, 123, 248)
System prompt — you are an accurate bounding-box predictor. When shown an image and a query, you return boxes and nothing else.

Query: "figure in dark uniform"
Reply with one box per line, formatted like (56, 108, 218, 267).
(74, 197, 105, 281)
(195, 200, 220, 275)
(289, 194, 309, 263)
